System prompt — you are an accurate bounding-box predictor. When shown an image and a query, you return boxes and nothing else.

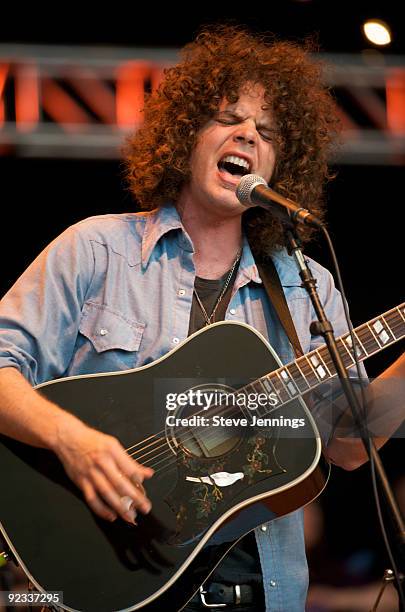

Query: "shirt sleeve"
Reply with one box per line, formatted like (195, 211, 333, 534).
(0, 224, 95, 386)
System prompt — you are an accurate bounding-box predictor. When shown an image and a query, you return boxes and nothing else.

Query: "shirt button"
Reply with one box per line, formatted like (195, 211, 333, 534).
(229, 309, 236, 315)
(260, 525, 267, 532)
(99, 329, 108, 336)
(172, 337, 180, 344)
(270, 580, 276, 587)
(178, 289, 185, 296)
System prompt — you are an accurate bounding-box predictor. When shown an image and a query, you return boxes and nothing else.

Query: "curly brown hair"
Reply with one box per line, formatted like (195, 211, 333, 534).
(124, 24, 341, 256)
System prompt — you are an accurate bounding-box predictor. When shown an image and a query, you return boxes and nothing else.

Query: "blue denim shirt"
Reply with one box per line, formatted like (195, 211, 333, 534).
(0, 203, 353, 611)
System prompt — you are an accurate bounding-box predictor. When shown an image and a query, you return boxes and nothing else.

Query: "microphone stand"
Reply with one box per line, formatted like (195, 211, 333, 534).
(283, 225, 405, 606)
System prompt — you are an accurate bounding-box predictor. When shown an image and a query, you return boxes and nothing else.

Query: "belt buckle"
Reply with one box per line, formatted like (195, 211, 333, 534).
(198, 584, 227, 608)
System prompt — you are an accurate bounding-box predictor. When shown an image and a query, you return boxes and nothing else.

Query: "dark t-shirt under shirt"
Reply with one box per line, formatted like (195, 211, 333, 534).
(188, 268, 262, 586)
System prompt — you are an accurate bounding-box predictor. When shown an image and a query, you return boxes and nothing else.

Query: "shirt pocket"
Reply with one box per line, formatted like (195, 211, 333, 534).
(78, 301, 145, 370)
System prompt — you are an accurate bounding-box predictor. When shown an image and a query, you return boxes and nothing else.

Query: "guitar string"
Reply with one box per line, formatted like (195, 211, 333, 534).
(127, 363, 398, 477)
(122, 353, 356, 471)
(124, 368, 397, 476)
(131, 408, 254, 464)
(123, 347, 348, 464)
(129, 410, 278, 476)
(123, 378, 275, 455)
(127, 368, 300, 468)
(122, 315, 403, 473)
(125, 379, 314, 474)
(130, 314, 405, 476)
(123, 312, 404, 464)
(126, 352, 359, 472)
(125, 367, 301, 464)
(128, 324, 394, 475)
(129, 397, 265, 463)
(121, 340, 344, 459)
(122, 354, 311, 459)
(121, 330, 368, 459)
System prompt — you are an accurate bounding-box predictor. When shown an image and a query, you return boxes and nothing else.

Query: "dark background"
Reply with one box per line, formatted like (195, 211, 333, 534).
(1, 1, 405, 54)
(1, 0, 404, 593)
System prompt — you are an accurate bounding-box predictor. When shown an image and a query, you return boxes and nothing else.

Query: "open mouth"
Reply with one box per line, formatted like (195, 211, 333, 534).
(217, 155, 251, 181)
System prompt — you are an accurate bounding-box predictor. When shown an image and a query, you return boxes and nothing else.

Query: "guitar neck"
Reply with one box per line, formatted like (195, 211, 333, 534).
(250, 303, 405, 407)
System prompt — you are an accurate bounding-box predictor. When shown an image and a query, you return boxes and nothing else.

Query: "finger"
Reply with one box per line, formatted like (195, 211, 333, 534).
(140, 464, 154, 479)
(120, 495, 138, 524)
(102, 459, 151, 512)
(81, 479, 117, 522)
(90, 467, 148, 522)
(110, 442, 154, 480)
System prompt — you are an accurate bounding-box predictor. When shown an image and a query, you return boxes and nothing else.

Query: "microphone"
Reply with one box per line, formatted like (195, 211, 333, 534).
(236, 174, 323, 228)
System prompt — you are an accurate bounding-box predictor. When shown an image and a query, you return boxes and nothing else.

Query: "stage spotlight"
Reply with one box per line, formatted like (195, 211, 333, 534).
(363, 20, 391, 46)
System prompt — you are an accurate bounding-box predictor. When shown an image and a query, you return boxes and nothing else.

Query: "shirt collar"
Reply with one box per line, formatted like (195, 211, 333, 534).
(141, 203, 189, 268)
(237, 235, 262, 285)
(141, 202, 264, 286)
(270, 248, 303, 286)
(237, 242, 303, 288)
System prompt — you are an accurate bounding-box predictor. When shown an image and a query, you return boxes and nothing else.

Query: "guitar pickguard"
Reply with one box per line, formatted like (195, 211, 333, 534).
(165, 428, 286, 545)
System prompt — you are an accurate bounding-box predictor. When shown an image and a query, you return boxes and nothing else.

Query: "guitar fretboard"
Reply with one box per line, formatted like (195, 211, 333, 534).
(244, 303, 405, 416)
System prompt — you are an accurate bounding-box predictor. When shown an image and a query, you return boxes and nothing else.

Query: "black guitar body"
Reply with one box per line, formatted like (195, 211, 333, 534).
(0, 322, 328, 611)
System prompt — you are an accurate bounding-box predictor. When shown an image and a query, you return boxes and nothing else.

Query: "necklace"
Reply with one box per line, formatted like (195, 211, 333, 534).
(193, 249, 242, 326)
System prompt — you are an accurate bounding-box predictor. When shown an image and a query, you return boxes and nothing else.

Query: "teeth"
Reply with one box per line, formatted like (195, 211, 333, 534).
(221, 155, 250, 171)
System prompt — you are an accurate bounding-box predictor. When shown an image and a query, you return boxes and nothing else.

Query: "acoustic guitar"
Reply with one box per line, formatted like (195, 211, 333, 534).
(0, 303, 403, 611)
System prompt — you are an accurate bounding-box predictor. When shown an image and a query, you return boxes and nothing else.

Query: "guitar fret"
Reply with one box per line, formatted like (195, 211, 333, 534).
(315, 346, 333, 376)
(249, 303, 405, 416)
(380, 315, 395, 340)
(278, 367, 299, 396)
(250, 381, 269, 417)
(270, 373, 291, 403)
(285, 362, 310, 393)
(307, 352, 328, 381)
(250, 381, 264, 395)
(275, 371, 293, 400)
(369, 315, 397, 348)
(385, 309, 405, 339)
(233, 387, 253, 420)
(366, 322, 383, 348)
(356, 324, 380, 354)
(260, 375, 282, 416)
(293, 358, 314, 387)
(300, 356, 321, 387)
(340, 333, 365, 364)
(338, 338, 356, 368)
(353, 330, 368, 356)
(260, 375, 281, 401)
(247, 381, 269, 417)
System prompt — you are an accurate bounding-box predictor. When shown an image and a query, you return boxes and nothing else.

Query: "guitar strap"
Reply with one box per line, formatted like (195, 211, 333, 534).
(257, 257, 363, 445)
(257, 257, 304, 359)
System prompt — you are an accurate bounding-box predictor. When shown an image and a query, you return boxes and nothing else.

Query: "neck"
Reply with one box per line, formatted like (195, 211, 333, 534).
(176, 199, 243, 280)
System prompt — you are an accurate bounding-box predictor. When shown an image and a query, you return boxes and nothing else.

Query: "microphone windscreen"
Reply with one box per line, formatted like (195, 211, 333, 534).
(236, 174, 267, 206)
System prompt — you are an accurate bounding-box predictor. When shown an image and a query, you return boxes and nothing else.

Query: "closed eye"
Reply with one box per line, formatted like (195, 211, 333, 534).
(215, 112, 276, 142)
(215, 112, 242, 125)
(258, 128, 276, 142)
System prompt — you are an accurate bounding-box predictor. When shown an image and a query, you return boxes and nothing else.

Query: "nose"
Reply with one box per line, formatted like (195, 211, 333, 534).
(232, 123, 258, 147)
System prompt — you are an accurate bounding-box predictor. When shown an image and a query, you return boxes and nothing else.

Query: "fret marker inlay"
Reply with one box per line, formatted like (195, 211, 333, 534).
(372, 319, 390, 345)
(280, 370, 297, 396)
(344, 335, 363, 358)
(310, 354, 326, 379)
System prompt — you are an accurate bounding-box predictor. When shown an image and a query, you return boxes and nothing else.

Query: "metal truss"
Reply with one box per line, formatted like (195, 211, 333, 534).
(1, 44, 405, 164)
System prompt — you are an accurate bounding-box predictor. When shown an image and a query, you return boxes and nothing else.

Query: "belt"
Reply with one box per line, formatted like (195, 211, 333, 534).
(190, 582, 256, 608)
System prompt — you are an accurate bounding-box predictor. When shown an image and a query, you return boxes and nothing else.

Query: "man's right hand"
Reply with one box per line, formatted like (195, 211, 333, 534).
(54, 419, 154, 524)
(0, 368, 154, 526)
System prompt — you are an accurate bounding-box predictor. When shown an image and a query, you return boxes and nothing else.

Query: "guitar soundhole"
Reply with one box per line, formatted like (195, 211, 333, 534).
(168, 384, 243, 459)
